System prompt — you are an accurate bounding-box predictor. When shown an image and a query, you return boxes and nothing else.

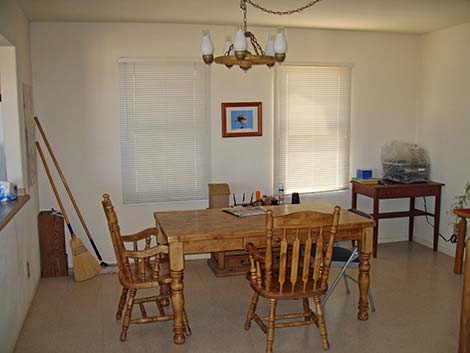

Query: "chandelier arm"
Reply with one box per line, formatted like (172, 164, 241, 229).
(225, 44, 234, 56)
(246, 0, 323, 16)
(247, 32, 264, 56)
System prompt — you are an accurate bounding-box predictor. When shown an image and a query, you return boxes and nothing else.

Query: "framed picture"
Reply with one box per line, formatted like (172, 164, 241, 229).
(221, 102, 262, 137)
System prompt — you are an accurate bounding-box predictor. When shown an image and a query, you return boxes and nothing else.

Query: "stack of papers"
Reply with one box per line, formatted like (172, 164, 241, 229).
(350, 178, 380, 185)
(223, 206, 267, 217)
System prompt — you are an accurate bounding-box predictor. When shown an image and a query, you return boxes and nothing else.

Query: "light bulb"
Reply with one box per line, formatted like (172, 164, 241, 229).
(265, 35, 275, 56)
(274, 28, 287, 54)
(201, 30, 214, 55)
(233, 28, 247, 52)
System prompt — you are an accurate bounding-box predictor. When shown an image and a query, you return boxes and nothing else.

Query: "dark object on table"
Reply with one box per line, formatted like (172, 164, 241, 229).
(381, 141, 430, 183)
(382, 160, 429, 183)
(261, 195, 278, 206)
(38, 210, 68, 277)
(291, 192, 300, 204)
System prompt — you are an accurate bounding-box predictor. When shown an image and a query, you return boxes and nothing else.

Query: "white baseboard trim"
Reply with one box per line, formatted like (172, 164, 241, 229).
(377, 234, 408, 244)
(413, 233, 455, 257)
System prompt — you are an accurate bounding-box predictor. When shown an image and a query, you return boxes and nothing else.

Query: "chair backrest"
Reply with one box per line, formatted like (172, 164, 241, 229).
(251, 207, 341, 295)
(101, 194, 129, 275)
(102, 193, 167, 285)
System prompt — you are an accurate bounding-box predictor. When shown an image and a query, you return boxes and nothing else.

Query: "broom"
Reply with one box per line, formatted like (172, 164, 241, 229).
(34, 116, 108, 267)
(36, 141, 101, 281)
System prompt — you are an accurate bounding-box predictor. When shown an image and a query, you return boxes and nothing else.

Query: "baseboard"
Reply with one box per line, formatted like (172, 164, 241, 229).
(377, 233, 408, 244)
(413, 233, 455, 257)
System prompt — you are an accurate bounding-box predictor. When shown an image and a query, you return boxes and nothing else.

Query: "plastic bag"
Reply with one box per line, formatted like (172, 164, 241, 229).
(381, 141, 430, 183)
(0, 182, 17, 202)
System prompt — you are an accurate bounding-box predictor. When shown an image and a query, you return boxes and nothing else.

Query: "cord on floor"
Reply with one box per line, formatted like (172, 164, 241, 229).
(422, 197, 457, 243)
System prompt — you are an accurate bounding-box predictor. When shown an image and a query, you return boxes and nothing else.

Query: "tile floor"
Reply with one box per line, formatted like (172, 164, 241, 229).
(14, 242, 462, 353)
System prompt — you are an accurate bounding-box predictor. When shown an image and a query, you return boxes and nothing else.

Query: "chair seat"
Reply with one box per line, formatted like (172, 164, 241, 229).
(309, 245, 359, 263)
(331, 247, 359, 263)
(246, 270, 327, 300)
(119, 258, 172, 289)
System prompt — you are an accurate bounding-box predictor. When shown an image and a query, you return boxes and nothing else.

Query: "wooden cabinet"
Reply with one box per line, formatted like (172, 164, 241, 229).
(38, 210, 68, 277)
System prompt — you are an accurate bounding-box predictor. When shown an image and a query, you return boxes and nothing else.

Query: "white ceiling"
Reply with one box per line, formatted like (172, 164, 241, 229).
(19, 0, 470, 34)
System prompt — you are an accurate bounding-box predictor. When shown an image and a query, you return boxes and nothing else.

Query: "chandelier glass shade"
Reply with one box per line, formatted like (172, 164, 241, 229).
(201, 0, 323, 71)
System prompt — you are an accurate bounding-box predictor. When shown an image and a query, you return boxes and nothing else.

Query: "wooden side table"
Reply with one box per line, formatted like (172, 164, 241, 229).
(453, 208, 470, 274)
(351, 181, 444, 257)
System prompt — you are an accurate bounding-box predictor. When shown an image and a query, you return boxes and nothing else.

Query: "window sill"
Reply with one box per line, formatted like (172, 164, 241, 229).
(0, 195, 30, 232)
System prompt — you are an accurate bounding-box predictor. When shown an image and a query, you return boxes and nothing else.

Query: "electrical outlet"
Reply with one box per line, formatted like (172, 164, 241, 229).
(26, 261, 30, 278)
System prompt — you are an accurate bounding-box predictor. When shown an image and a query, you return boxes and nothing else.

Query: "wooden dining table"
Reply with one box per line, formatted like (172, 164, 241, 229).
(154, 203, 375, 344)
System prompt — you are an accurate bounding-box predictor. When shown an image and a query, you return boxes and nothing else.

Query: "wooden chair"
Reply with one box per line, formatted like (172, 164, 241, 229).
(244, 207, 341, 353)
(101, 193, 191, 341)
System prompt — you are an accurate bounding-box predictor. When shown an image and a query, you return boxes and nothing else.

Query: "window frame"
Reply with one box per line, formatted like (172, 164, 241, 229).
(119, 57, 211, 204)
(274, 63, 353, 195)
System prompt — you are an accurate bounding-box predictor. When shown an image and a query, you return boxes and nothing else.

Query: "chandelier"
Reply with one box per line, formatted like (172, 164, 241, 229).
(201, 0, 323, 71)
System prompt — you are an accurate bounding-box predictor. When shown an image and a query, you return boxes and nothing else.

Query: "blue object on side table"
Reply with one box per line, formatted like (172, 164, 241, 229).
(356, 169, 373, 180)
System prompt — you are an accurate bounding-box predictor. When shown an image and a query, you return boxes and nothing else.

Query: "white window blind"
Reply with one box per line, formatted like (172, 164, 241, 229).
(119, 60, 210, 203)
(274, 65, 351, 194)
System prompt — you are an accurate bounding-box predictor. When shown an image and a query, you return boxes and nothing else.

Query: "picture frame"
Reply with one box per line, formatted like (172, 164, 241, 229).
(221, 102, 262, 137)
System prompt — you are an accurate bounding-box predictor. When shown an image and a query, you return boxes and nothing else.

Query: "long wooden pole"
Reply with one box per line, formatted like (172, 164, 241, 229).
(37, 141, 101, 281)
(36, 141, 72, 228)
(34, 117, 107, 267)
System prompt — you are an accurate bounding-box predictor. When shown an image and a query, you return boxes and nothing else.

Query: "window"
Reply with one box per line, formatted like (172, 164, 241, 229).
(274, 65, 351, 194)
(119, 59, 210, 203)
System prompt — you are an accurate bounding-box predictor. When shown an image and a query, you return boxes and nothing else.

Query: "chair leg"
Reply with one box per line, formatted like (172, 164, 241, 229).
(120, 288, 137, 342)
(160, 283, 170, 307)
(244, 292, 260, 330)
(344, 274, 377, 312)
(303, 298, 312, 322)
(183, 309, 192, 336)
(313, 295, 330, 350)
(266, 299, 277, 353)
(116, 288, 129, 320)
(156, 298, 166, 316)
(343, 274, 351, 294)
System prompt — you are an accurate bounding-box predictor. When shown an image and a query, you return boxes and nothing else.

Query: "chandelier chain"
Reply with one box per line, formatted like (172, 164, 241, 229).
(244, 0, 323, 16)
(241, 0, 248, 31)
(247, 32, 264, 56)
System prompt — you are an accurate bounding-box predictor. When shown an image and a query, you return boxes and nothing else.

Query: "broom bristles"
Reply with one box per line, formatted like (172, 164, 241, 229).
(70, 236, 102, 281)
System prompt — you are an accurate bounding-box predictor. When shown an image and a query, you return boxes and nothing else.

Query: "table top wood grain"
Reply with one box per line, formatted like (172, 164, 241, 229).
(154, 203, 374, 243)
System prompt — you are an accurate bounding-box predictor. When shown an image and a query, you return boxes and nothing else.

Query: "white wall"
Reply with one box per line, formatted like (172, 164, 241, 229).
(0, 199, 40, 353)
(0, 1, 40, 353)
(414, 22, 470, 256)
(31, 22, 422, 264)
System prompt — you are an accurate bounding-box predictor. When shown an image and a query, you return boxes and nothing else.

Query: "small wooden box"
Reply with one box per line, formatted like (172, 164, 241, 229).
(38, 211, 68, 277)
(208, 183, 230, 208)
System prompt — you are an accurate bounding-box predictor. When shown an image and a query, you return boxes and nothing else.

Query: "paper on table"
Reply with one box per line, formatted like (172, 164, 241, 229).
(222, 206, 267, 217)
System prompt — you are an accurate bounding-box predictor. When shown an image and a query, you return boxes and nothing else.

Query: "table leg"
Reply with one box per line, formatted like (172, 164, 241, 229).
(372, 197, 379, 258)
(352, 189, 358, 209)
(455, 218, 467, 274)
(434, 191, 442, 252)
(409, 197, 415, 242)
(169, 242, 186, 344)
(459, 240, 470, 353)
(358, 227, 373, 321)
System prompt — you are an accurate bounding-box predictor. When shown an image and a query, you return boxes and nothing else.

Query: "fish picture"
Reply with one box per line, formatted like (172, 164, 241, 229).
(222, 102, 262, 137)
(230, 110, 254, 130)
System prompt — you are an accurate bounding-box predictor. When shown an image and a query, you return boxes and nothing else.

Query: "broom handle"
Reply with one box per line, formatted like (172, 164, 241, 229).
(36, 142, 74, 236)
(34, 117, 104, 261)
